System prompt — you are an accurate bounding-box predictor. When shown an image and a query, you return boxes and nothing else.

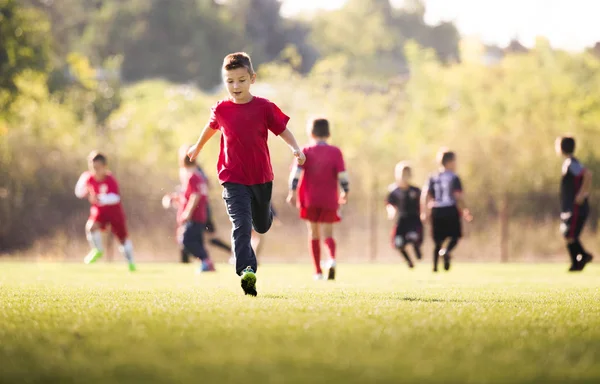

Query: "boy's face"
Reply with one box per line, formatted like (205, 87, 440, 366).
(89, 160, 107, 178)
(223, 67, 255, 103)
(395, 167, 411, 184)
(445, 159, 457, 171)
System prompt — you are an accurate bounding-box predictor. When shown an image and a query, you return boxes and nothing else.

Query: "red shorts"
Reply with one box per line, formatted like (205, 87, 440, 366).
(89, 205, 128, 242)
(300, 207, 341, 223)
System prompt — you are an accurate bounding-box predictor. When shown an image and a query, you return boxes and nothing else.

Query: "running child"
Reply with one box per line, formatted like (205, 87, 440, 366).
(386, 162, 422, 269)
(177, 145, 214, 273)
(556, 136, 593, 271)
(74, 151, 136, 271)
(421, 149, 472, 272)
(187, 52, 305, 296)
(287, 118, 348, 280)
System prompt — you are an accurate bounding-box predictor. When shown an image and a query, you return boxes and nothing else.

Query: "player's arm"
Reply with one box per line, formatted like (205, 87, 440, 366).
(575, 169, 593, 204)
(74, 172, 89, 199)
(420, 182, 433, 222)
(286, 165, 303, 206)
(188, 124, 218, 161)
(453, 186, 473, 222)
(97, 177, 121, 206)
(181, 193, 200, 222)
(386, 204, 397, 220)
(338, 171, 349, 204)
(279, 129, 306, 165)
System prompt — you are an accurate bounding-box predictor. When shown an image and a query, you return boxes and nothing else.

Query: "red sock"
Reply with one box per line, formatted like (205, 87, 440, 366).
(310, 239, 322, 274)
(324, 237, 336, 260)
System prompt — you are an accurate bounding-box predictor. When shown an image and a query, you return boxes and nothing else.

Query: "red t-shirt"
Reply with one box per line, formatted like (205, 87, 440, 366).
(297, 142, 346, 211)
(208, 96, 289, 185)
(178, 169, 208, 224)
(81, 172, 121, 207)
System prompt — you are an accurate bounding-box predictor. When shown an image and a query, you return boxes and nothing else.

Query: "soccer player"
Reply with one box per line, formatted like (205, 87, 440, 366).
(74, 151, 136, 271)
(187, 52, 305, 296)
(163, 146, 232, 265)
(421, 149, 472, 272)
(287, 118, 348, 281)
(177, 146, 214, 273)
(386, 162, 422, 269)
(556, 136, 593, 271)
(229, 204, 281, 265)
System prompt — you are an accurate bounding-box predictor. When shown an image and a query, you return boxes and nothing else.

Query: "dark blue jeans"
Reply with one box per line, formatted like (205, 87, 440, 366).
(182, 221, 209, 261)
(222, 182, 273, 275)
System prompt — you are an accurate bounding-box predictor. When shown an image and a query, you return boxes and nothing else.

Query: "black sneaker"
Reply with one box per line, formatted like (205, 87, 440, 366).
(327, 260, 336, 281)
(443, 253, 451, 271)
(568, 263, 579, 272)
(407, 259, 414, 269)
(577, 254, 593, 271)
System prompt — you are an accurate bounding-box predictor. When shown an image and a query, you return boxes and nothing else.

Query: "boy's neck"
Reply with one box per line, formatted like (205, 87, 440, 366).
(312, 137, 328, 144)
(231, 94, 254, 105)
(397, 181, 410, 189)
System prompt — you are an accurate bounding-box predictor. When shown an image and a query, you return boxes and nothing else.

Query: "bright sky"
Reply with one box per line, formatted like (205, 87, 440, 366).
(280, 0, 600, 51)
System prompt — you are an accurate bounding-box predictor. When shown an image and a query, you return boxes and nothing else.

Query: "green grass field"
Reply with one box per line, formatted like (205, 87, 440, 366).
(1, 262, 599, 384)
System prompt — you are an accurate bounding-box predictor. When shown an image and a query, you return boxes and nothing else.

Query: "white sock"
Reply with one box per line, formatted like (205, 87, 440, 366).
(86, 230, 104, 252)
(119, 239, 134, 263)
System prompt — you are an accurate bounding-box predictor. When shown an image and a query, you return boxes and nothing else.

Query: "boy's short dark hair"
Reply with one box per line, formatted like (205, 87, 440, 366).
(559, 136, 576, 155)
(438, 149, 456, 167)
(311, 118, 330, 138)
(223, 52, 254, 75)
(88, 151, 107, 165)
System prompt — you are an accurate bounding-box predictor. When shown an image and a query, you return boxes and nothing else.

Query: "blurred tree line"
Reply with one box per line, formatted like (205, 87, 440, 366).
(1, 0, 599, 258)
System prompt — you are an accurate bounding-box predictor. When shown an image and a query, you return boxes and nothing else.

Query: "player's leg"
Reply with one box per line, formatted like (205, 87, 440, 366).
(84, 219, 104, 264)
(249, 182, 274, 235)
(110, 212, 136, 271)
(308, 221, 323, 279)
(223, 183, 257, 296)
(570, 208, 593, 271)
(411, 219, 423, 260)
(394, 219, 414, 269)
(431, 209, 444, 272)
(182, 222, 215, 273)
(322, 222, 338, 279)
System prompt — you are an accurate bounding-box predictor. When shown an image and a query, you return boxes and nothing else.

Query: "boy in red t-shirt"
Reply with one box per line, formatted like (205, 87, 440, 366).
(177, 147, 214, 273)
(286, 118, 348, 280)
(74, 151, 136, 271)
(188, 52, 305, 296)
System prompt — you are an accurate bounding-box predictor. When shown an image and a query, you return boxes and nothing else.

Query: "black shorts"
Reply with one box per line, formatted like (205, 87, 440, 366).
(431, 206, 461, 243)
(392, 216, 422, 248)
(561, 205, 589, 239)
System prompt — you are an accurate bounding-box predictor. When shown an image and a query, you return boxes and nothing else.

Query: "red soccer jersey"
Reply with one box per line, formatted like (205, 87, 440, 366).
(297, 142, 346, 211)
(208, 96, 289, 185)
(81, 172, 122, 209)
(178, 169, 208, 224)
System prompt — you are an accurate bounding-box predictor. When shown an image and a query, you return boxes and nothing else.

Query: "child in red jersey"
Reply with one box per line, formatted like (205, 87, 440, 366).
(187, 52, 305, 296)
(74, 151, 136, 271)
(287, 118, 348, 280)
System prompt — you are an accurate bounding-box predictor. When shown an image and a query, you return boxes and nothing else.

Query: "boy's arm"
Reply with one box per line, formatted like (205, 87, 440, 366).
(420, 186, 432, 222)
(181, 193, 200, 222)
(575, 169, 593, 204)
(338, 171, 349, 204)
(74, 172, 89, 199)
(454, 191, 473, 222)
(279, 129, 306, 165)
(286, 165, 303, 206)
(188, 125, 218, 161)
(386, 204, 397, 220)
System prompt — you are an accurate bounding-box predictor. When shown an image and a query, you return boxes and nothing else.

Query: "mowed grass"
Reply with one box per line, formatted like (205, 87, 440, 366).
(0, 262, 599, 384)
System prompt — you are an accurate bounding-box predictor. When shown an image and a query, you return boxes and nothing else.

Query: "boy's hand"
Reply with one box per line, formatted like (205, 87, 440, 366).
(339, 191, 348, 205)
(293, 150, 306, 166)
(286, 191, 297, 207)
(187, 144, 201, 161)
(463, 209, 473, 222)
(420, 213, 428, 223)
(575, 193, 587, 205)
(88, 194, 99, 205)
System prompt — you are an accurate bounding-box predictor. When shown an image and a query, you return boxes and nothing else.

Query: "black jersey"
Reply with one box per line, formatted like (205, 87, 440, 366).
(561, 157, 588, 213)
(426, 171, 463, 208)
(387, 184, 421, 218)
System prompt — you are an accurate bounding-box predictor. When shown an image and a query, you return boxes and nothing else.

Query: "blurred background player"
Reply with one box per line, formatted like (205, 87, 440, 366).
(386, 162, 422, 269)
(176, 146, 214, 273)
(187, 52, 305, 296)
(74, 151, 136, 271)
(162, 146, 231, 267)
(421, 149, 472, 272)
(556, 136, 593, 271)
(287, 118, 348, 280)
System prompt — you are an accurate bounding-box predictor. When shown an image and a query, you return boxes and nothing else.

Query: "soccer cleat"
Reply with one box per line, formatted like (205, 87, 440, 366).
(84, 248, 103, 264)
(440, 249, 451, 271)
(314, 273, 325, 281)
(407, 260, 414, 269)
(326, 259, 336, 280)
(128, 263, 137, 272)
(202, 260, 217, 272)
(240, 266, 257, 296)
(577, 253, 593, 271)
